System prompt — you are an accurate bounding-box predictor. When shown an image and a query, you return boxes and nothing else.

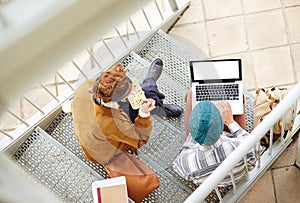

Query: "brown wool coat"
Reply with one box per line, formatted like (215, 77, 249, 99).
(71, 80, 152, 164)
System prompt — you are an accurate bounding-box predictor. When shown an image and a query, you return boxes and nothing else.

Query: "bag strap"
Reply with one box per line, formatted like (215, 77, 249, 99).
(256, 88, 272, 102)
(104, 149, 139, 166)
(260, 111, 271, 122)
(123, 151, 150, 174)
(267, 86, 288, 104)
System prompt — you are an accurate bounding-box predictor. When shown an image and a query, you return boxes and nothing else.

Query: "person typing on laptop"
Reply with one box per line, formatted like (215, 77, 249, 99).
(172, 100, 260, 186)
(188, 59, 246, 136)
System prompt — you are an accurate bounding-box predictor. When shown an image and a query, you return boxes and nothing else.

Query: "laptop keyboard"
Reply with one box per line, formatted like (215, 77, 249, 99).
(195, 84, 239, 101)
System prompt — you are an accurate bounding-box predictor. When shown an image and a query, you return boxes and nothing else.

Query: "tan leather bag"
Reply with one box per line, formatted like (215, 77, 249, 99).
(104, 151, 160, 203)
(254, 87, 294, 146)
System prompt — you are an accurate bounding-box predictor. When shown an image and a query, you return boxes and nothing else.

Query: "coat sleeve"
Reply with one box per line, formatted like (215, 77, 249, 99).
(95, 108, 152, 150)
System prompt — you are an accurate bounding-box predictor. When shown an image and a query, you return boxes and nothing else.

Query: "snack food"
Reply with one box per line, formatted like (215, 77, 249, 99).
(128, 78, 146, 109)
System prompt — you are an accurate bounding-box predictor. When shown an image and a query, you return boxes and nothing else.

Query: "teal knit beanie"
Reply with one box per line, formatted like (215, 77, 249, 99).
(188, 101, 224, 145)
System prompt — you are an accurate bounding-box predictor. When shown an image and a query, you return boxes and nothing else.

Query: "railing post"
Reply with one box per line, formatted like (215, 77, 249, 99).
(168, 0, 178, 11)
(296, 134, 300, 168)
(0, 2, 8, 27)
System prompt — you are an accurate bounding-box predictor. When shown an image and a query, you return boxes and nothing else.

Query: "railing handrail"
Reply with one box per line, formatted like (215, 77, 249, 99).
(185, 82, 300, 203)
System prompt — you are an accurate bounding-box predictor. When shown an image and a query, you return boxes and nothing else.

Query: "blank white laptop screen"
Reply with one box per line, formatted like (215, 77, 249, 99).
(192, 60, 240, 81)
(190, 59, 244, 115)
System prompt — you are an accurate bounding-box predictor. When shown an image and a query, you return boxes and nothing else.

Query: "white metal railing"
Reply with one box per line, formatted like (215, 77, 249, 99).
(0, 0, 190, 151)
(185, 82, 300, 203)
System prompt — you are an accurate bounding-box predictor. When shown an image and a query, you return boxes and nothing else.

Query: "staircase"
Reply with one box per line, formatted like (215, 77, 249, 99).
(11, 30, 256, 202)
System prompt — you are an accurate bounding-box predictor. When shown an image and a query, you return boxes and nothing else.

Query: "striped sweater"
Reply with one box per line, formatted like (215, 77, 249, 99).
(172, 122, 259, 186)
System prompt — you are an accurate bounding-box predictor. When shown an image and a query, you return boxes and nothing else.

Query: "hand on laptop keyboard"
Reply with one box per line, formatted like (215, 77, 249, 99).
(216, 102, 234, 126)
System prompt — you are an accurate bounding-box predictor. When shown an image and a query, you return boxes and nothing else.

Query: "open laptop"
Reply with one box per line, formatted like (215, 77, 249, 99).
(190, 59, 244, 115)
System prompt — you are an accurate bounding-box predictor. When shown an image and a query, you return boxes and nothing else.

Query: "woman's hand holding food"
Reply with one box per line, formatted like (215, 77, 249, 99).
(140, 99, 155, 114)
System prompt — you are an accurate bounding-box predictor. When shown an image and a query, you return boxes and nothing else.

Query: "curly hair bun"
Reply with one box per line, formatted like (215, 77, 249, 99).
(92, 64, 131, 103)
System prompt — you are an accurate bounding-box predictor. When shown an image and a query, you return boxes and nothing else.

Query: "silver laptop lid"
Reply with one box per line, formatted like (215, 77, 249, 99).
(190, 59, 242, 84)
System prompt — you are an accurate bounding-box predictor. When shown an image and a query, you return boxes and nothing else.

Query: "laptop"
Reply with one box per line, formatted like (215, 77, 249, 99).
(190, 59, 244, 115)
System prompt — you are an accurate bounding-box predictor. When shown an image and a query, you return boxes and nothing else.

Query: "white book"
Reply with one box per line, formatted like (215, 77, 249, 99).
(92, 176, 128, 203)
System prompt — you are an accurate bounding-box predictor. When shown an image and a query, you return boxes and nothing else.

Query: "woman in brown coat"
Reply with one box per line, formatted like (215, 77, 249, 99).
(72, 64, 155, 164)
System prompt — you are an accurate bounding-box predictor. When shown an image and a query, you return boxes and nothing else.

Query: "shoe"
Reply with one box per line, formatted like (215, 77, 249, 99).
(163, 104, 184, 118)
(146, 58, 163, 82)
